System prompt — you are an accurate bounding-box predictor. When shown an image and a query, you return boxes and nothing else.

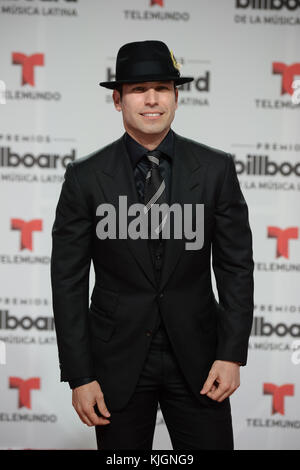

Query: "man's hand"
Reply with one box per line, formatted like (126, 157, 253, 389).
(72, 380, 111, 426)
(200, 360, 240, 402)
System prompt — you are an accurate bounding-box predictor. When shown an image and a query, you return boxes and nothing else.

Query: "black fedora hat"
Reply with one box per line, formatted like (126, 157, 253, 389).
(99, 40, 194, 90)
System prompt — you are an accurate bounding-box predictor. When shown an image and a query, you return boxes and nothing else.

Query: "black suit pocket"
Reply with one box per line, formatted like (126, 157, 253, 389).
(89, 306, 116, 342)
(90, 285, 119, 314)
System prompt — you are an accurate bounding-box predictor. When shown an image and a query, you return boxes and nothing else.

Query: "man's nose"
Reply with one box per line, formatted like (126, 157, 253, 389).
(144, 88, 159, 106)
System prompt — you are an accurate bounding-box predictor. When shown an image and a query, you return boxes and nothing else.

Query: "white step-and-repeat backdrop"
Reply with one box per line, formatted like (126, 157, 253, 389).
(0, 0, 300, 450)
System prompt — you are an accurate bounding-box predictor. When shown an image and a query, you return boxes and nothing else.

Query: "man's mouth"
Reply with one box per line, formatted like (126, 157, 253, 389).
(140, 112, 163, 119)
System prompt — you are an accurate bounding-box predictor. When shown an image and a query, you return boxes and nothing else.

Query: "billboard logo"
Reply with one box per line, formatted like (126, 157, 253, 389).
(12, 53, 44, 86)
(236, 0, 300, 10)
(263, 383, 294, 415)
(272, 62, 300, 96)
(11, 218, 43, 251)
(251, 317, 300, 338)
(233, 154, 300, 177)
(0, 310, 55, 331)
(267, 226, 298, 258)
(0, 147, 76, 169)
(9, 377, 40, 409)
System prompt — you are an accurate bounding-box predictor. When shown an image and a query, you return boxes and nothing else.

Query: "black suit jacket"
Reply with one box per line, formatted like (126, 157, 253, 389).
(51, 131, 254, 412)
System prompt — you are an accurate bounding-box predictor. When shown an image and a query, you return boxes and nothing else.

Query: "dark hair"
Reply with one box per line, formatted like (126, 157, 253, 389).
(116, 82, 177, 100)
(115, 85, 123, 98)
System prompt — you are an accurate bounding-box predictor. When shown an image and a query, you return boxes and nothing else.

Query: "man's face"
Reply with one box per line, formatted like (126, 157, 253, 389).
(113, 81, 178, 142)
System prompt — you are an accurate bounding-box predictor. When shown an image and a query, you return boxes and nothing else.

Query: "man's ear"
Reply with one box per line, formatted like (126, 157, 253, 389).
(113, 89, 122, 111)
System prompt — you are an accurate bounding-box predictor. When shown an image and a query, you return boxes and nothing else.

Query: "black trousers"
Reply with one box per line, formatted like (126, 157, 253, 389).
(95, 322, 234, 450)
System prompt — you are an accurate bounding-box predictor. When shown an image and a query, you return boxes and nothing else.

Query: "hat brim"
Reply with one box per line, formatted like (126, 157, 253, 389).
(99, 76, 194, 90)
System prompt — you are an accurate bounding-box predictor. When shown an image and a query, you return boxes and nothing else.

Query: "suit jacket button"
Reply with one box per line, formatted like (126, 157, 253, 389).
(159, 292, 164, 298)
(146, 330, 152, 336)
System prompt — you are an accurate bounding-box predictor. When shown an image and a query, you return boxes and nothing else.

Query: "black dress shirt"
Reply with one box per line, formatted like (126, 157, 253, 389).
(68, 129, 174, 390)
(125, 129, 173, 205)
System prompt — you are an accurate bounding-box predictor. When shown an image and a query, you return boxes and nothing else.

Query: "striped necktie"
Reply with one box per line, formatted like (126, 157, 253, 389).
(143, 150, 168, 239)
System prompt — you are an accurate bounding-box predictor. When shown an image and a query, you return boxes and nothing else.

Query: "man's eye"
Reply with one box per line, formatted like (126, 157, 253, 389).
(131, 85, 169, 92)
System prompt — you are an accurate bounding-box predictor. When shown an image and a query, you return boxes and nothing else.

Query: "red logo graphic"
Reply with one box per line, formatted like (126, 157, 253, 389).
(150, 0, 164, 6)
(267, 226, 298, 259)
(272, 62, 300, 95)
(263, 383, 294, 415)
(9, 377, 40, 409)
(11, 218, 43, 251)
(12, 53, 44, 86)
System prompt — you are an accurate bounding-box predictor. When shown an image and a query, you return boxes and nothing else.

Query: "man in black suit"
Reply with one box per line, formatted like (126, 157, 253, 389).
(51, 41, 254, 450)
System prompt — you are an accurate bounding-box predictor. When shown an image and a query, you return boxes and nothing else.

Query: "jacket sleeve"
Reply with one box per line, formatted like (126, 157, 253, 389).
(68, 377, 96, 390)
(212, 153, 254, 366)
(51, 162, 94, 381)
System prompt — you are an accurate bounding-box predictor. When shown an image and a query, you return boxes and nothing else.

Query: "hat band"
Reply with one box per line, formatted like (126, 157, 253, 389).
(117, 60, 180, 81)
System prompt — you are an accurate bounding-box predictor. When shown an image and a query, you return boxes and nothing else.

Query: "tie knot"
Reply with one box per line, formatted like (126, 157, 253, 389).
(145, 150, 162, 169)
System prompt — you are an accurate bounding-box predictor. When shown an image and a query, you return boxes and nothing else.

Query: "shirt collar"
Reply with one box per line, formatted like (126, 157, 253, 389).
(124, 129, 174, 169)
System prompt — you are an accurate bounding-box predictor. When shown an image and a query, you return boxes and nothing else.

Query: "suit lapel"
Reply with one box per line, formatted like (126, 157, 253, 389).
(96, 132, 208, 291)
(158, 133, 208, 292)
(96, 135, 158, 288)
